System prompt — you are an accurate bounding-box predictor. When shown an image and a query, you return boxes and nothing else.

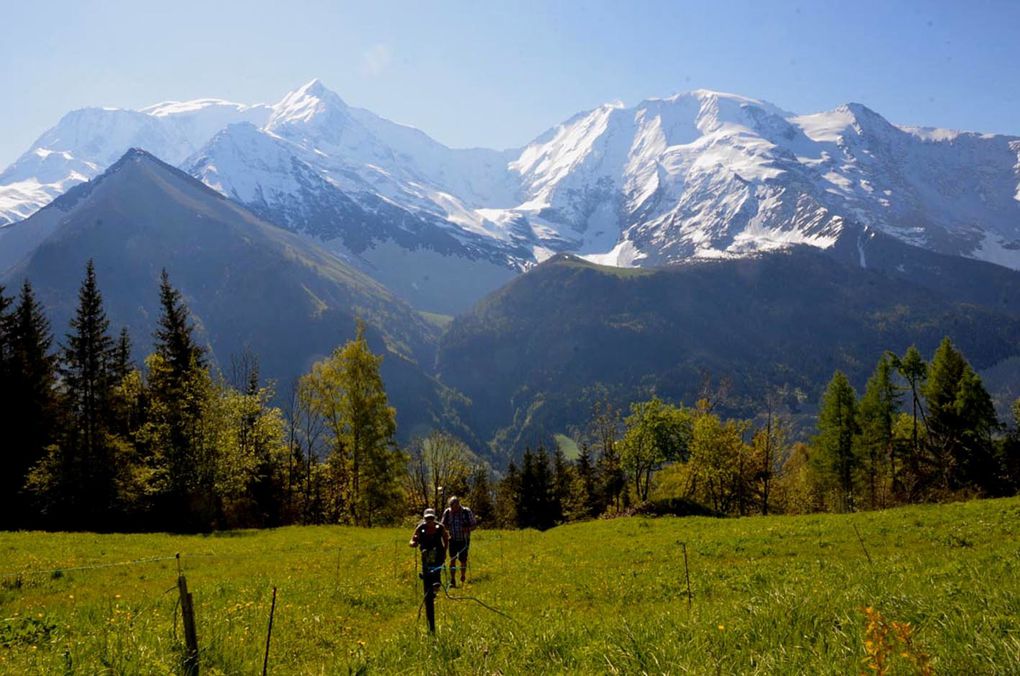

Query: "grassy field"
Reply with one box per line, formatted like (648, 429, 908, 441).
(1, 498, 1018, 674)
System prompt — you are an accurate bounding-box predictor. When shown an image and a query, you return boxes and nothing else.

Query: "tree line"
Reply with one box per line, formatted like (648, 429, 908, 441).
(1, 262, 1018, 532)
(488, 346, 1019, 528)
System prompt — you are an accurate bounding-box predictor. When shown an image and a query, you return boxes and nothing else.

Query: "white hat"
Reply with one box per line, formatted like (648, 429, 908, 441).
(423, 508, 436, 519)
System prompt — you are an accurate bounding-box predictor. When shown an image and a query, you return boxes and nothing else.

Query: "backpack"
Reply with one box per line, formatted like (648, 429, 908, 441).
(416, 522, 446, 567)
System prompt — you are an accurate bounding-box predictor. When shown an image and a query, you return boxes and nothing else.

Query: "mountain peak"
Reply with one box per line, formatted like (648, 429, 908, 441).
(835, 102, 890, 126)
(268, 79, 348, 129)
(104, 147, 181, 176)
(297, 78, 327, 95)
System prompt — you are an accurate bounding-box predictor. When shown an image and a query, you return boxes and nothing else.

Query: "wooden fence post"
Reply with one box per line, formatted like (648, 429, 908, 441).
(177, 574, 199, 675)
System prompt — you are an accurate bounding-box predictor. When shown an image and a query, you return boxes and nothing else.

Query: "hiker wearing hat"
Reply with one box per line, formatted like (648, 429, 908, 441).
(441, 496, 477, 588)
(409, 507, 449, 632)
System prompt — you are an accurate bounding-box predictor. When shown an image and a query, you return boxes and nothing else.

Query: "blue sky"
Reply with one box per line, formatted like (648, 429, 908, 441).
(2, 0, 1019, 166)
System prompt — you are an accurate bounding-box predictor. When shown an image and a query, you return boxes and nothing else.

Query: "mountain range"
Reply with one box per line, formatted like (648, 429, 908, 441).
(1, 82, 1019, 458)
(1, 149, 462, 442)
(2, 81, 1018, 314)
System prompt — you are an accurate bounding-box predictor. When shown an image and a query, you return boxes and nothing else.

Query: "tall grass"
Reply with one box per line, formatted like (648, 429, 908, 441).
(1, 498, 1018, 674)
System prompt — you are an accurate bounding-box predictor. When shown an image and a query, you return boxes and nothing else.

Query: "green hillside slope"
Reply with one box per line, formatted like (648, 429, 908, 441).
(2, 149, 459, 440)
(439, 251, 1020, 456)
(2, 498, 1017, 673)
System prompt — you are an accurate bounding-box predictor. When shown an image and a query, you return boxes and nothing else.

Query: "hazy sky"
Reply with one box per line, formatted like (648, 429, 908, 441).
(2, 0, 1019, 167)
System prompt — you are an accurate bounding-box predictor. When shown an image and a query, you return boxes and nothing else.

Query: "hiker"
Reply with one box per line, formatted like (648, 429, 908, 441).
(441, 496, 477, 587)
(409, 507, 448, 632)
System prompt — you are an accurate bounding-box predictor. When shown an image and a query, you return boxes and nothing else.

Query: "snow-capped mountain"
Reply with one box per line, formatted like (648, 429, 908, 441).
(184, 81, 527, 263)
(502, 90, 1020, 267)
(0, 100, 270, 225)
(2, 80, 1019, 310)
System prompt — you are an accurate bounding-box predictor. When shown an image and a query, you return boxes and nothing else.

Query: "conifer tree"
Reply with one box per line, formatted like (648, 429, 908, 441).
(573, 442, 598, 518)
(30, 262, 121, 528)
(516, 447, 557, 530)
(856, 353, 902, 508)
(922, 338, 999, 493)
(551, 447, 572, 523)
(812, 371, 859, 511)
(465, 465, 495, 525)
(494, 461, 520, 528)
(62, 261, 119, 523)
(894, 345, 928, 492)
(0, 285, 22, 528)
(112, 327, 133, 382)
(6, 282, 61, 528)
(145, 270, 214, 530)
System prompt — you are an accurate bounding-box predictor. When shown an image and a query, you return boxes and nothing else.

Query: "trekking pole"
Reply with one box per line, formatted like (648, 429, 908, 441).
(262, 587, 277, 676)
(680, 541, 692, 608)
(852, 523, 874, 567)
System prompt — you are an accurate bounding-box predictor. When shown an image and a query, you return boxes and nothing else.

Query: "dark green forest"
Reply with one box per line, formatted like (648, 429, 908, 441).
(1, 262, 1018, 533)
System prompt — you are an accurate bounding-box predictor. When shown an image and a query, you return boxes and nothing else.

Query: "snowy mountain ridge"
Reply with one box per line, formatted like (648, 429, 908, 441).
(2, 80, 1019, 281)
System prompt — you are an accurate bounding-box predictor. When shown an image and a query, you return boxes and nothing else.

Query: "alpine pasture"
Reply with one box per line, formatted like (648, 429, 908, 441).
(2, 497, 1018, 674)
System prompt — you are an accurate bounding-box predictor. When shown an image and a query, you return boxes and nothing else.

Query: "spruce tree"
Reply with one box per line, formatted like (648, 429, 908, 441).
(856, 353, 902, 508)
(54, 261, 119, 526)
(516, 449, 537, 529)
(154, 269, 205, 374)
(551, 447, 572, 523)
(146, 270, 213, 530)
(112, 327, 133, 382)
(1, 281, 60, 528)
(573, 442, 598, 518)
(515, 448, 558, 530)
(494, 461, 520, 528)
(812, 371, 859, 511)
(923, 338, 999, 493)
(894, 345, 928, 492)
(0, 285, 18, 528)
(465, 465, 495, 525)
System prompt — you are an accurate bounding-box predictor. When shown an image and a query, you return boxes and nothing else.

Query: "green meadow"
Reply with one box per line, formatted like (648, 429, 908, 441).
(2, 497, 1018, 674)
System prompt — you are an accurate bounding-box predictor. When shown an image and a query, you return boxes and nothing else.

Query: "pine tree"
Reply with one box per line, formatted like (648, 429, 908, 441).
(515, 447, 557, 530)
(465, 465, 495, 525)
(551, 447, 572, 523)
(56, 261, 119, 526)
(573, 442, 598, 518)
(923, 338, 1000, 493)
(856, 353, 902, 508)
(2, 281, 60, 528)
(154, 269, 205, 373)
(145, 270, 214, 530)
(0, 285, 19, 528)
(112, 327, 133, 382)
(241, 363, 288, 527)
(494, 461, 520, 528)
(516, 449, 537, 529)
(893, 345, 928, 494)
(812, 371, 859, 511)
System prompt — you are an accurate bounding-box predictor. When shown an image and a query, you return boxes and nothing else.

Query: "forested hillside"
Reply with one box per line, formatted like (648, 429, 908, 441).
(439, 250, 1020, 455)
